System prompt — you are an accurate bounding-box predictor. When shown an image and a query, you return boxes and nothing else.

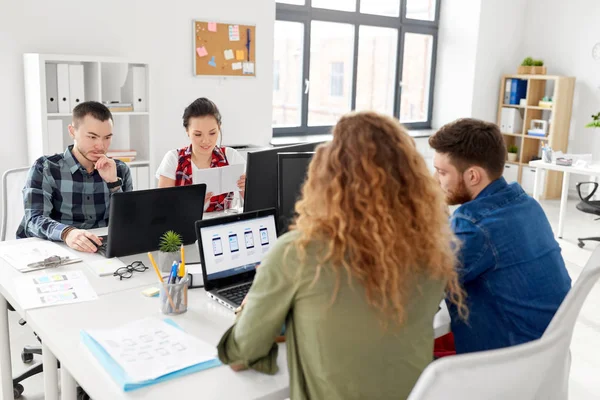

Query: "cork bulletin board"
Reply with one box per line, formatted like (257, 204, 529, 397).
(193, 20, 256, 77)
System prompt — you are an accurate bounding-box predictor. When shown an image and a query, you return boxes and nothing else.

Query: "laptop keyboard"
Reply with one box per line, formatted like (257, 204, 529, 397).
(219, 282, 252, 306)
(96, 235, 108, 256)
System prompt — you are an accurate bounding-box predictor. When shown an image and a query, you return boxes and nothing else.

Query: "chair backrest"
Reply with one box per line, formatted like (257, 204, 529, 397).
(407, 329, 571, 400)
(1, 167, 31, 241)
(544, 246, 600, 340)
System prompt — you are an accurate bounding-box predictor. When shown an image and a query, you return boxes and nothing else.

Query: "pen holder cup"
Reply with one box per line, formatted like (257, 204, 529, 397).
(159, 277, 189, 315)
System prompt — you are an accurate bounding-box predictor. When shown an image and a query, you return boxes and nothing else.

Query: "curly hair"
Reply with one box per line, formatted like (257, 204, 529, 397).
(290, 111, 467, 324)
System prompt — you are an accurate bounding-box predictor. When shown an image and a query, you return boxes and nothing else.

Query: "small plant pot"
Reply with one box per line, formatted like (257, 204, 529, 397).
(517, 66, 547, 75)
(507, 153, 518, 162)
(158, 251, 180, 273)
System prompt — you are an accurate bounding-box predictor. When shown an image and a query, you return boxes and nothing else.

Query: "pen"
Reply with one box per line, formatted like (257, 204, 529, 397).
(168, 262, 178, 284)
(180, 244, 186, 277)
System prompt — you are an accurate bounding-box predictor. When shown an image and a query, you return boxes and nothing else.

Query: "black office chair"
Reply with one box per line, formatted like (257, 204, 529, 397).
(576, 182, 600, 248)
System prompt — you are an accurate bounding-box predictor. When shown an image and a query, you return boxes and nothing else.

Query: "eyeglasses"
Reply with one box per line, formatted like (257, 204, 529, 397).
(113, 261, 148, 280)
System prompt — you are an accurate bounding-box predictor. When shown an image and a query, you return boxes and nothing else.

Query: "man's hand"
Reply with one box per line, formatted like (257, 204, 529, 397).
(237, 174, 246, 191)
(230, 363, 248, 372)
(95, 155, 118, 184)
(204, 192, 214, 205)
(65, 229, 102, 253)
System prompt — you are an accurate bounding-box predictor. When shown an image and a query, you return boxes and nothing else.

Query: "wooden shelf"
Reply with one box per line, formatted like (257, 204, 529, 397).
(524, 135, 548, 141)
(527, 106, 552, 111)
(501, 104, 525, 109)
(505, 161, 520, 166)
(502, 132, 523, 138)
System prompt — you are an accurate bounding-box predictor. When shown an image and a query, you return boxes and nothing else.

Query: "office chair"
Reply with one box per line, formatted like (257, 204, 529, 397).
(575, 182, 600, 248)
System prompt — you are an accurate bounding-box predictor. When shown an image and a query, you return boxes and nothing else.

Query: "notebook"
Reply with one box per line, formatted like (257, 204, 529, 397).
(80, 318, 222, 391)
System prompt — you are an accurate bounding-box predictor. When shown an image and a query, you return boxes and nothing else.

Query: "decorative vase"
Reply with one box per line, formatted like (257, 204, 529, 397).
(158, 251, 180, 273)
(508, 153, 518, 162)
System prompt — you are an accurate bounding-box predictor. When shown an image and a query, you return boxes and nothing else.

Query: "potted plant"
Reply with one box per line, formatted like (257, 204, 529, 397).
(158, 230, 182, 272)
(585, 112, 600, 129)
(518, 57, 547, 75)
(507, 145, 519, 162)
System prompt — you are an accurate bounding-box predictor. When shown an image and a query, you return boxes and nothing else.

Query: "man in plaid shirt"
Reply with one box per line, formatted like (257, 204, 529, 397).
(17, 101, 132, 252)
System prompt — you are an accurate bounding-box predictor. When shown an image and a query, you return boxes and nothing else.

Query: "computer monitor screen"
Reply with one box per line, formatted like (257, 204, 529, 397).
(244, 141, 324, 213)
(195, 209, 278, 290)
(277, 152, 314, 233)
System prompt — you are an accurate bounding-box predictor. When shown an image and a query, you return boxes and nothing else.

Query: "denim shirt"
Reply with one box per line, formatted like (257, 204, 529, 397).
(447, 177, 571, 353)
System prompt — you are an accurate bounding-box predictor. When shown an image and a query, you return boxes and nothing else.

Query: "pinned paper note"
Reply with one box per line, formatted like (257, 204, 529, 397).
(228, 25, 240, 41)
(242, 62, 255, 75)
(236, 50, 245, 61)
(208, 56, 217, 67)
(232, 62, 242, 71)
(224, 49, 234, 60)
(196, 46, 208, 57)
(208, 22, 217, 32)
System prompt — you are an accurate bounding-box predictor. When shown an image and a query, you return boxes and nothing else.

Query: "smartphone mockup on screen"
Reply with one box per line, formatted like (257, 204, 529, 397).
(212, 237, 223, 256)
(260, 228, 269, 246)
(244, 231, 255, 249)
(229, 234, 239, 253)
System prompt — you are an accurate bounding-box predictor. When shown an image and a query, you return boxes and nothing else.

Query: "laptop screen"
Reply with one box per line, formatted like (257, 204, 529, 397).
(199, 214, 278, 283)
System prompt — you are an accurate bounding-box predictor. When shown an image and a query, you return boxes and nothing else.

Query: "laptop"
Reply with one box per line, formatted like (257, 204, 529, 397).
(195, 208, 278, 311)
(96, 184, 207, 258)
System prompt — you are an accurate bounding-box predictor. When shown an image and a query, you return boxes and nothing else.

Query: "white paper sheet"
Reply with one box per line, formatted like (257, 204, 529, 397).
(0, 241, 80, 272)
(195, 163, 245, 195)
(15, 270, 98, 310)
(86, 317, 217, 382)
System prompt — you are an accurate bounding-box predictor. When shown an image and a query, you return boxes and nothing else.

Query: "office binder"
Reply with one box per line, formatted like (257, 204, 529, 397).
(68, 65, 85, 111)
(510, 79, 527, 105)
(45, 64, 59, 113)
(121, 66, 147, 112)
(503, 78, 512, 104)
(56, 64, 70, 113)
(80, 319, 221, 392)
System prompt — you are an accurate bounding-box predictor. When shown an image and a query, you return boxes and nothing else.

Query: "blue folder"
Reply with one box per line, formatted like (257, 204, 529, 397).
(80, 319, 222, 392)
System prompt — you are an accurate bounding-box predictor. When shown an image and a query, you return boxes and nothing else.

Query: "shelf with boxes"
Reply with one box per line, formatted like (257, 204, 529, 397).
(497, 74, 575, 198)
(23, 54, 151, 190)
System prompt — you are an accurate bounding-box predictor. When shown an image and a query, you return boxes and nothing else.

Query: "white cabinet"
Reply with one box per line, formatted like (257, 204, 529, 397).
(503, 164, 519, 183)
(23, 54, 151, 187)
(521, 166, 544, 195)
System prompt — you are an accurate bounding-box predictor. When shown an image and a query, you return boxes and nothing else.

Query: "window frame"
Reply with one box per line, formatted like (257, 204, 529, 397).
(273, 0, 441, 137)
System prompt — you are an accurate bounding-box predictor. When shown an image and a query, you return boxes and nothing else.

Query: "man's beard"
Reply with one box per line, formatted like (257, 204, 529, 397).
(446, 178, 472, 205)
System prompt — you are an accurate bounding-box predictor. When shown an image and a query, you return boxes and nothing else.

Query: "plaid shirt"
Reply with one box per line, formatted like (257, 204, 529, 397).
(16, 146, 133, 241)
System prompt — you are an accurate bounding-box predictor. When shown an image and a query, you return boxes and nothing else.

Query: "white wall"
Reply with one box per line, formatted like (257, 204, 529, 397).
(433, 0, 528, 127)
(0, 0, 275, 181)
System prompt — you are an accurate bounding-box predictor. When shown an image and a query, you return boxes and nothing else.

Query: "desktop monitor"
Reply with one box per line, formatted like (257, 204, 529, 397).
(277, 152, 314, 233)
(105, 184, 207, 257)
(244, 141, 324, 214)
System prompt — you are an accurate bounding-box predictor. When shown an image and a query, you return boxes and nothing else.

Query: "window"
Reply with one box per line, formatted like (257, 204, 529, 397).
(273, 60, 281, 92)
(330, 62, 345, 97)
(274, 0, 440, 136)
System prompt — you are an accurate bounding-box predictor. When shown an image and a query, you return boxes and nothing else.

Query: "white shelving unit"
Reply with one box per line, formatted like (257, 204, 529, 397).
(23, 54, 151, 190)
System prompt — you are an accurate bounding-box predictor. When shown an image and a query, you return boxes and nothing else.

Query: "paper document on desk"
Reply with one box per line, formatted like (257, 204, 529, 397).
(0, 240, 81, 272)
(195, 163, 245, 195)
(85, 317, 217, 382)
(14, 270, 98, 309)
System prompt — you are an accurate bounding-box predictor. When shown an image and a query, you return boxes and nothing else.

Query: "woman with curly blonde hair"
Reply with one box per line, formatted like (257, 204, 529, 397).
(217, 111, 466, 399)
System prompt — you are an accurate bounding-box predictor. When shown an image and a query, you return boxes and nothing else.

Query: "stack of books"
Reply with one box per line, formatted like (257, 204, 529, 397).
(107, 150, 137, 162)
(103, 102, 134, 112)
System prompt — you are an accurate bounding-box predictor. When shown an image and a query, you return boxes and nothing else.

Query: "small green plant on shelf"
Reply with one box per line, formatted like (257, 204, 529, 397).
(585, 112, 600, 128)
(521, 57, 544, 66)
(159, 230, 182, 253)
(507, 145, 518, 162)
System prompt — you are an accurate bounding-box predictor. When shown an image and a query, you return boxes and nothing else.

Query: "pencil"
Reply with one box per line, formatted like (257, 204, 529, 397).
(180, 244, 186, 277)
(147, 252, 164, 283)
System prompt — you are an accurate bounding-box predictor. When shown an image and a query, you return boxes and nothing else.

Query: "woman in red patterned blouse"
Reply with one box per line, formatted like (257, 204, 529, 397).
(156, 98, 246, 212)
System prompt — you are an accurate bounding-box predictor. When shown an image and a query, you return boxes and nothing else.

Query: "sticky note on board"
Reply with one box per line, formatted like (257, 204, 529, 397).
(208, 56, 217, 67)
(228, 25, 240, 41)
(236, 50, 245, 61)
(232, 62, 242, 71)
(242, 62, 254, 74)
(208, 22, 217, 32)
(224, 49, 234, 60)
(196, 46, 208, 57)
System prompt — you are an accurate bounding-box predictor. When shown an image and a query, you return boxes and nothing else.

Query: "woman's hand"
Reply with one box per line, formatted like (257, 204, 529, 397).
(204, 191, 214, 205)
(237, 174, 246, 198)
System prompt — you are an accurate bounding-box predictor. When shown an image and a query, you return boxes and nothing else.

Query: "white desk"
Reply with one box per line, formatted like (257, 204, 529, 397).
(530, 160, 600, 238)
(0, 235, 451, 400)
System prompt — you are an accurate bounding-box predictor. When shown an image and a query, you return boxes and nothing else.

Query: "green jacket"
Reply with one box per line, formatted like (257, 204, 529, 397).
(218, 230, 445, 400)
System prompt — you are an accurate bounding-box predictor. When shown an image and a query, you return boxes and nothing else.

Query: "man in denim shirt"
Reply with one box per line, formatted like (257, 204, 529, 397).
(429, 118, 571, 353)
